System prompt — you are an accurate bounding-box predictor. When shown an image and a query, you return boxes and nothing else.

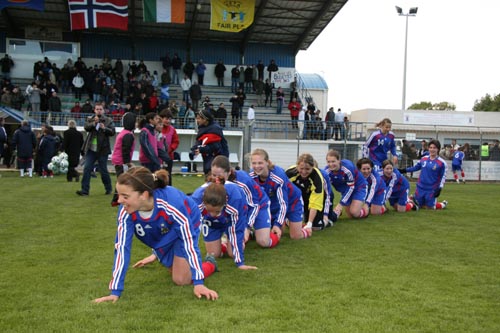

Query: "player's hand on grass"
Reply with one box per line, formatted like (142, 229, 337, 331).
(93, 295, 119, 303)
(133, 254, 156, 268)
(193, 285, 218, 300)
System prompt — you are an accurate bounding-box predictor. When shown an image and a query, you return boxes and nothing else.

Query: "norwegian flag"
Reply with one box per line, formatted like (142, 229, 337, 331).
(68, 0, 129, 31)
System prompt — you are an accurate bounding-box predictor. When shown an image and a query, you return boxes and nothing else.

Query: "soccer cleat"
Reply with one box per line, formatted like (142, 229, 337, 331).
(456, 179, 460, 183)
(442, 200, 448, 209)
(205, 254, 218, 272)
(76, 190, 89, 196)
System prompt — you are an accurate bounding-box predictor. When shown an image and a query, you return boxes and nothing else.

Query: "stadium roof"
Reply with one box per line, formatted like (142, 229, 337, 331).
(0, 0, 348, 55)
(299, 73, 328, 89)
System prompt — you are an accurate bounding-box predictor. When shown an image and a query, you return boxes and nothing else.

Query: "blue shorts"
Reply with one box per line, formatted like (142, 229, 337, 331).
(452, 164, 462, 172)
(341, 185, 367, 206)
(202, 225, 227, 242)
(388, 188, 409, 207)
(286, 197, 304, 223)
(154, 237, 193, 269)
(370, 190, 387, 206)
(414, 187, 436, 208)
(253, 202, 271, 230)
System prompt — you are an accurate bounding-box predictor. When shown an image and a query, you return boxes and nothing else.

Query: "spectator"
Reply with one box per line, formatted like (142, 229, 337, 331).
(189, 81, 202, 112)
(214, 59, 226, 87)
(63, 119, 84, 182)
(267, 59, 278, 81)
(230, 65, 240, 93)
(76, 102, 115, 196)
(70, 101, 82, 113)
(195, 59, 206, 85)
(190, 108, 229, 175)
(1, 54, 14, 79)
(11, 120, 37, 177)
(159, 109, 180, 185)
(214, 102, 227, 128)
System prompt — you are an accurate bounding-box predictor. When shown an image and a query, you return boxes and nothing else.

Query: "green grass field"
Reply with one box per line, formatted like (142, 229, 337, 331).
(0, 171, 499, 332)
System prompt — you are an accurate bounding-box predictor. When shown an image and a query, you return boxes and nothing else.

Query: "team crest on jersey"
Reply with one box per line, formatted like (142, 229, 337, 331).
(160, 223, 169, 235)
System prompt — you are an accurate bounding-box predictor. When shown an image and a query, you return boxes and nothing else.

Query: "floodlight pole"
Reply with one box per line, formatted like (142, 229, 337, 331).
(397, 7, 417, 111)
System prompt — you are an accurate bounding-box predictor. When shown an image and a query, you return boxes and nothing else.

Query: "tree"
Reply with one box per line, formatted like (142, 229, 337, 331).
(408, 102, 432, 110)
(473, 93, 500, 111)
(408, 101, 456, 110)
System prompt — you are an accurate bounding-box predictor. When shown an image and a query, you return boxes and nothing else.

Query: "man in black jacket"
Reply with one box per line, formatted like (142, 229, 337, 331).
(76, 102, 115, 196)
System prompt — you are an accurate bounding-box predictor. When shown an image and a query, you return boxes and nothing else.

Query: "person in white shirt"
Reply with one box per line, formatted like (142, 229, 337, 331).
(334, 108, 346, 140)
(298, 106, 305, 139)
(180, 75, 192, 105)
(247, 104, 255, 137)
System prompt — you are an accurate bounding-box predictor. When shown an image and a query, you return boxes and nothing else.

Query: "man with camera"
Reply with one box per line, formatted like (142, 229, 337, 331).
(77, 102, 115, 196)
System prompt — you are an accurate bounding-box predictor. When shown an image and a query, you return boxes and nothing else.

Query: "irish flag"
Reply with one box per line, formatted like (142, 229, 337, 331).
(143, 0, 185, 23)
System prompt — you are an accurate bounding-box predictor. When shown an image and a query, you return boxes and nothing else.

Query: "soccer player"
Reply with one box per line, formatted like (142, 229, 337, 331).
(190, 175, 257, 270)
(356, 158, 388, 215)
(452, 145, 466, 183)
(93, 167, 218, 303)
(362, 118, 398, 170)
(381, 160, 418, 212)
(249, 148, 311, 240)
(324, 149, 369, 219)
(286, 153, 338, 230)
(399, 139, 448, 210)
(211, 155, 279, 249)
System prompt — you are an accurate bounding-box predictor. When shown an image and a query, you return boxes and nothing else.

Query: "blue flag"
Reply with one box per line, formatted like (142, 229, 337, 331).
(0, 0, 44, 11)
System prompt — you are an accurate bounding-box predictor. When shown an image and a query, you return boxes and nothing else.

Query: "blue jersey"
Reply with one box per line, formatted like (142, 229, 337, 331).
(191, 181, 248, 267)
(249, 165, 303, 227)
(452, 151, 464, 166)
(234, 170, 270, 229)
(365, 169, 387, 206)
(363, 129, 397, 167)
(109, 186, 203, 297)
(324, 159, 368, 206)
(381, 168, 409, 200)
(407, 155, 447, 191)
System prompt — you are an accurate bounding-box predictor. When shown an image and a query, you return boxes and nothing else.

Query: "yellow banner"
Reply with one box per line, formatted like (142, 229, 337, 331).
(210, 0, 255, 32)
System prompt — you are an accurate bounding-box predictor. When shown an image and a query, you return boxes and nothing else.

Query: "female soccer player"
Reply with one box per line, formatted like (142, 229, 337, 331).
(286, 153, 338, 230)
(399, 139, 448, 209)
(324, 149, 369, 219)
(381, 160, 418, 212)
(211, 155, 279, 249)
(356, 158, 387, 215)
(362, 118, 398, 170)
(249, 148, 311, 240)
(190, 175, 257, 270)
(452, 145, 467, 183)
(93, 167, 218, 303)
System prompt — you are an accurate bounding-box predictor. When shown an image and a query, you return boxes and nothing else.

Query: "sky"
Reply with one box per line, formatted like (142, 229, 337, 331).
(295, 0, 500, 113)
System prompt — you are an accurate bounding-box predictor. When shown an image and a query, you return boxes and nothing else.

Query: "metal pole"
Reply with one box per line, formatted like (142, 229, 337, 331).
(402, 14, 409, 111)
